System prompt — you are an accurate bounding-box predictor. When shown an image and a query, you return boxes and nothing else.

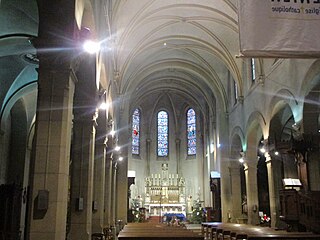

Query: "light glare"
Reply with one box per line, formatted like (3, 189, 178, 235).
(83, 40, 100, 54)
(99, 102, 109, 110)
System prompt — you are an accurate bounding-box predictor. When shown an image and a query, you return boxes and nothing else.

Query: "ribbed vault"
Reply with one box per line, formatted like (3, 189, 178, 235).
(109, 0, 241, 113)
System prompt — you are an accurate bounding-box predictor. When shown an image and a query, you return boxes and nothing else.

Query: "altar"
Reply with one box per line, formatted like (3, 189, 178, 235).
(144, 164, 186, 218)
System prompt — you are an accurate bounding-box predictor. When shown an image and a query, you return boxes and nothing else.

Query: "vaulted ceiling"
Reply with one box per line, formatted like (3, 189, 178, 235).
(0, 0, 242, 122)
(107, 0, 241, 114)
(0, 0, 38, 120)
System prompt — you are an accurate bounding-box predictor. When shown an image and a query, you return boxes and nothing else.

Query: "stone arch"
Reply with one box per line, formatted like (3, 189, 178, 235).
(246, 111, 266, 152)
(230, 126, 245, 153)
(269, 88, 298, 121)
(300, 59, 320, 97)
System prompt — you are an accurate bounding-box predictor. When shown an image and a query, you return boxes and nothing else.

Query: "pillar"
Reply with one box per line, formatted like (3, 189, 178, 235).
(175, 139, 181, 174)
(230, 164, 242, 222)
(69, 52, 98, 239)
(265, 152, 283, 228)
(218, 112, 232, 222)
(105, 154, 113, 226)
(29, 1, 76, 239)
(104, 124, 114, 227)
(29, 67, 76, 240)
(112, 161, 118, 229)
(244, 162, 260, 225)
(92, 110, 107, 233)
(115, 115, 129, 224)
(70, 118, 96, 239)
(146, 138, 151, 176)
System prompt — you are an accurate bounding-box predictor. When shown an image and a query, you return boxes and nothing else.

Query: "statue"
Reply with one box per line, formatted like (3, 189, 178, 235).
(242, 194, 248, 214)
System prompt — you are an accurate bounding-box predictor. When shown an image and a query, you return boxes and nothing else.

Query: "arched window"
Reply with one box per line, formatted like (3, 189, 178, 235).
(234, 81, 238, 103)
(251, 58, 256, 81)
(157, 110, 168, 156)
(132, 108, 140, 155)
(187, 108, 196, 155)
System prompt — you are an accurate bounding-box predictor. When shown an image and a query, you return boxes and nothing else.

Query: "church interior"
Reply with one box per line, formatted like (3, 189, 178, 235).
(0, 0, 319, 240)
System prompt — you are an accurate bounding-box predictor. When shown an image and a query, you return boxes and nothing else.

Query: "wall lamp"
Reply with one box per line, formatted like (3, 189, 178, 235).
(79, 27, 101, 54)
(239, 151, 245, 163)
(109, 130, 116, 137)
(83, 40, 100, 54)
(99, 101, 109, 110)
(259, 147, 266, 154)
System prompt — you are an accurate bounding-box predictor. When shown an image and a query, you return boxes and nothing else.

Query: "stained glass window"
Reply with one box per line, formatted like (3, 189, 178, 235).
(132, 108, 140, 155)
(234, 81, 238, 103)
(187, 108, 196, 155)
(251, 58, 256, 81)
(157, 111, 168, 156)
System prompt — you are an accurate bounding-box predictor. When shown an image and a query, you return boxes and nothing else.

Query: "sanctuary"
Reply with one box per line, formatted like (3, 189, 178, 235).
(144, 164, 187, 219)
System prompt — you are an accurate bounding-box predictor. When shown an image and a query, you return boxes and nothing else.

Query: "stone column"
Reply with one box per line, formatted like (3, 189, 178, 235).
(29, 1, 76, 239)
(175, 139, 181, 174)
(112, 161, 118, 228)
(70, 118, 96, 240)
(146, 138, 151, 176)
(69, 53, 98, 239)
(265, 152, 282, 228)
(116, 124, 129, 224)
(230, 164, 242, 222)
(104, 124, 114, 227)
(116, 151, 128, 224)
(105, 154, 113, 226)
(92, 108, 107, 233)
(29, 67, 76, 240)
(244, 161, 260, 225)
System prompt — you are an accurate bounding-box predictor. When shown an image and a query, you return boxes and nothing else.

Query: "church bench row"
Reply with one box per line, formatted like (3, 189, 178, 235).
(201, 222, 320, 240)
(118, 223, 202, 240)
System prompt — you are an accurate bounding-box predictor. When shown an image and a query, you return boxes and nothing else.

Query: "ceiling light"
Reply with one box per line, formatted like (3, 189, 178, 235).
(115, 146, 120, 151)
(260, 147, 266, 154)
(99, 102, 109, 110)
(83, 40, 100, 54)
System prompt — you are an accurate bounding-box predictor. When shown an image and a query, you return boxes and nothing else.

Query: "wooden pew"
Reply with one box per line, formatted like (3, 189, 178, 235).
(201, 222, 320, 240)
(118, 222, 203, 240)
(201, 222, 222, 240)
(212, 223, 320, 240)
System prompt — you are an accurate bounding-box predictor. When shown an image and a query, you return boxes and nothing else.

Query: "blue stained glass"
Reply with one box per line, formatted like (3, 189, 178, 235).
(187, 108, 196, 155)
(132, 109, 140, 155)
(157, 110, 168, 157)
(188, 147, 196, 155)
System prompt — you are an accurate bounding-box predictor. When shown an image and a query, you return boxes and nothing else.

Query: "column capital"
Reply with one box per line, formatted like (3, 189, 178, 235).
(243, 161, 257, 171)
